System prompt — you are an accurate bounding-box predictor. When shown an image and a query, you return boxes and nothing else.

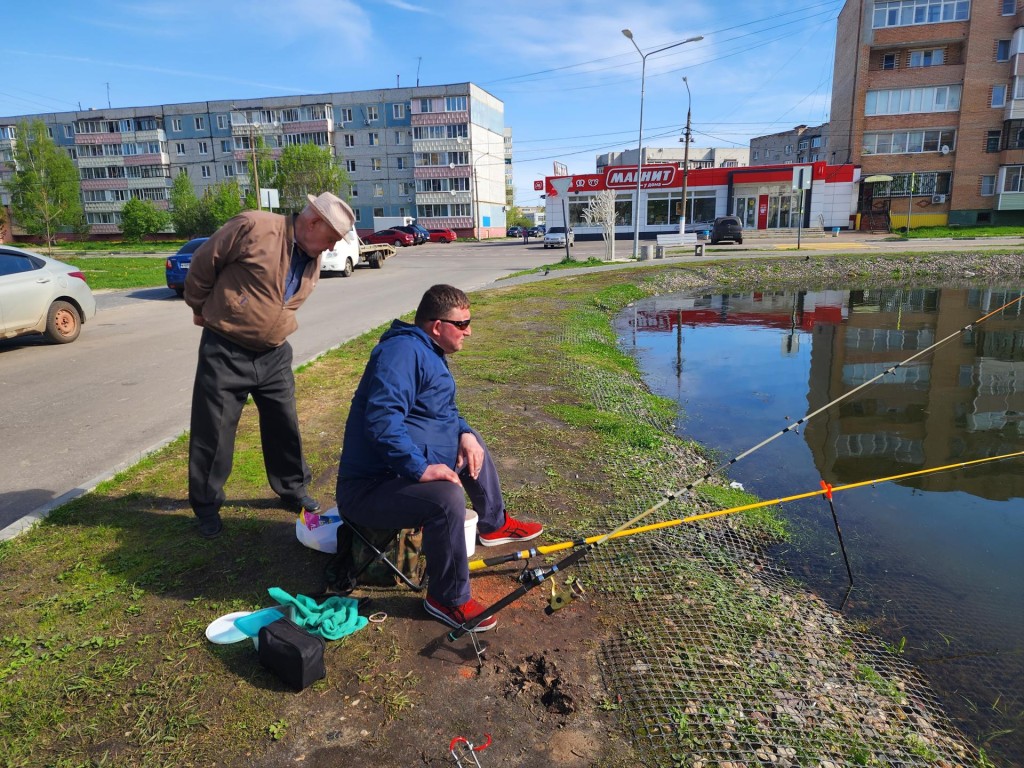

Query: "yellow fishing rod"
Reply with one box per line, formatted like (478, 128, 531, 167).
(469, 450, 1024, 572)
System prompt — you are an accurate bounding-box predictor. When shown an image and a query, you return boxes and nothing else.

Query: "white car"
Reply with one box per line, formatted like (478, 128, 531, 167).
(543, 226, 575, 249)
(0, 245, 97, 344)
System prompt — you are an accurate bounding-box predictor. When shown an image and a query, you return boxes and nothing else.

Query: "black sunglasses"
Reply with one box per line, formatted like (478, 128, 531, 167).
(435, 317, 471, 330)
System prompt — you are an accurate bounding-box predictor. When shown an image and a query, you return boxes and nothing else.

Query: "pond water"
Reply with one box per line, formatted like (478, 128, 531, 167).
(616, 287, 1024, 764)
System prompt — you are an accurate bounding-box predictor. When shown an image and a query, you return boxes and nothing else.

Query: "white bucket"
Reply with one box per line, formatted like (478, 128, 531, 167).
(465, 509, 478, 557)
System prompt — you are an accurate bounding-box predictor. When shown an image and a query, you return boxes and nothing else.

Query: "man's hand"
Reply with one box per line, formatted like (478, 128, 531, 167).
(419, 464, 462, 484)
(455, 432, 484, 480)
(192, 315, 205, 327)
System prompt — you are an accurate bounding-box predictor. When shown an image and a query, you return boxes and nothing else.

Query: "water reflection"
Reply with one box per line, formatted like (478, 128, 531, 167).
(617, 287, 1024, 764)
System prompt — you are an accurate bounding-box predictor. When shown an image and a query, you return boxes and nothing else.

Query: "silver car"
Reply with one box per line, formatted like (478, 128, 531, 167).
(0, 245, 97, 344)
(542, 226, 575, 249)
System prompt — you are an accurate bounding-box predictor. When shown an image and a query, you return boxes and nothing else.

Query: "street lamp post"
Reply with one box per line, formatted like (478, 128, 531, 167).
(621, 29, 703, 259)
(679, 76, 692, 234)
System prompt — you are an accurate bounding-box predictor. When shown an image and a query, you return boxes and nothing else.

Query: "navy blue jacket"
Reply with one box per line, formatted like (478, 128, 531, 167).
(337, 320, 471, 482)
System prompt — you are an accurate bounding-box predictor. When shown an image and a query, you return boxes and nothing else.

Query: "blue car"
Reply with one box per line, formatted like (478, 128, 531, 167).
(165, 237, 209, 297)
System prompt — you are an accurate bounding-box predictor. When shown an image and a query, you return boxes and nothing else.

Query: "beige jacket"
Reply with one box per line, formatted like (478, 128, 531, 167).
(184, 211, 320, 351)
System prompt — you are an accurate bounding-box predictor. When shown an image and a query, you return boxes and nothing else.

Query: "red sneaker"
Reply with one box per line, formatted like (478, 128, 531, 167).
(423, 595, 497, 632)
(478, 514, 543, 547)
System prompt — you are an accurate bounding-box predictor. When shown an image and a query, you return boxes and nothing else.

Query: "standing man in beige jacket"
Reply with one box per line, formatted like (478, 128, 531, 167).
(184, 192, 354, 538)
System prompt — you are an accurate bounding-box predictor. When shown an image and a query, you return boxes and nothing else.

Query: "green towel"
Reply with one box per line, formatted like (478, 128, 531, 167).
(268, 588, 368, 640)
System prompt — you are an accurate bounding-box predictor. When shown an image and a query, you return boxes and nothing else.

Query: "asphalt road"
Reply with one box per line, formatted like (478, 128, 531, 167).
(0, 240, 552, 537)
(3, 232, 1021, 537)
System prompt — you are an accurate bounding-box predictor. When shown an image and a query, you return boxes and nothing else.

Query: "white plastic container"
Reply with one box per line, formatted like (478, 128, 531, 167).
(465, 509, 478, 557)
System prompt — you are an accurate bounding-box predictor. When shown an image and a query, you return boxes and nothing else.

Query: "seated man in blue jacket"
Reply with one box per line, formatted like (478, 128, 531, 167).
(336, 284, 542, 632)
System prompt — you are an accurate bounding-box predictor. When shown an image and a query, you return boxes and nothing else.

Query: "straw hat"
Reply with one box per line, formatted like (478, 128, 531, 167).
(306, 192, 355, 239)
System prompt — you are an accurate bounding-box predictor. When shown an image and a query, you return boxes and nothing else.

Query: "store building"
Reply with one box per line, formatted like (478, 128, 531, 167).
(0, 82, 509, 240)
(830, 0, 1024, 229)
(540, 161, 859, 238)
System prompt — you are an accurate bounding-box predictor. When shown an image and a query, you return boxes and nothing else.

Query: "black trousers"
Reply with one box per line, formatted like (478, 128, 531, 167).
(189, 328, 310, 518)
(336, 430, 506, 606)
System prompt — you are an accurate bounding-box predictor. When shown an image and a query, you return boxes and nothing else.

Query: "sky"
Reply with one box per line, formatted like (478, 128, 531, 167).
(0, 0, 843, 209)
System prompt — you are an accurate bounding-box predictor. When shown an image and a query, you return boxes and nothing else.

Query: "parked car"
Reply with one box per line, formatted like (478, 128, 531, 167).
(528, 226, 546, 238)
(709, 215, 743, 245)
(394, 225, 427, 245)
(0, 245, 97, 344)
(428, 227, 457, 243)
(542, 226, 574, 249)
(409, 222, 432, 243)
(165, 237, 209, 297)
(365, 228, 416, 247)
(506, 226, 525, 237)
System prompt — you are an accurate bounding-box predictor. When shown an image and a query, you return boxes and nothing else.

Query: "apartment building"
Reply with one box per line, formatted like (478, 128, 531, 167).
(596, 146, 749, 173)
(749, 123, 830, 166)
(831, 0, 1024, 228)
(0, 82, 510, 239)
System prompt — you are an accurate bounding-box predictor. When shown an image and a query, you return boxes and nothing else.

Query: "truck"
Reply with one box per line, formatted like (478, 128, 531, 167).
(372, 215, 414, 231)
(319, 229, 396, 277)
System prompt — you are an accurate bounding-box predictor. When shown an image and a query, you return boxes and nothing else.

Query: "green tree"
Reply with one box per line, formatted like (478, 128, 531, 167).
(120, 198, 171, 243)
(273, 143, 348, 212)
(9, 119, 86, 249)
(204, 180, 244, 229)
(169, 172, 205, 238)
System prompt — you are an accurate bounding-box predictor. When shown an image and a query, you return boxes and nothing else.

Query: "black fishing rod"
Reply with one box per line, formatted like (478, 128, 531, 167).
(448, 293, 1024, 640)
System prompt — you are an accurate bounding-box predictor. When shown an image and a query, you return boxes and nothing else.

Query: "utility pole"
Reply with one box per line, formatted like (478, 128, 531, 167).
(679, 76, 692, 234)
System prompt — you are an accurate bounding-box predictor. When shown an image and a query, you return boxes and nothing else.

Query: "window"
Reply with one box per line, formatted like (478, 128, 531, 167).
(452, 203, 471, 217)
(1005, 120, 1024, 148)
(350, 185, 359, 197)
(194, 116, 205, 130)
(394, 131, 405, 145)
(201, 165, 211, 178)
(346, 159, 356, 172)
(883, 52, 898, 69)
(217, 114, 229, 130)
(1003, 166, 1024, 192)
(399, 182, 414, 196)
(371, 158, 382, 171)
(198, 140, 209, 155)
(64, 125, 73, 138)
(340, 107, 353, 123)
(175, 142, 186, 155)
(992, 84, 1007, 108)
(752, 150, 760, 160)
(997, 40, 1011, 62)
(1002, 0, 1016, 13)
(373, 184, 385, 198)
(872, 0, 970, 29)
(876, 171, 951, 196)
(865, 85, 962, 114)
(785, 144, 792, 155)
(221, 139, 232, 152)
(344, 134, 355, 147)
(366, 106, 379, 121)
(223, 164, 235, 177)
(393, 103, 406, 119)
(445, 96, 467, 112)
(172, 118, 182, 132)
(419, 98, 435, 113)
(862, 128, 956, 154)
(394, 157, 405, 170)
(909, 48, 943, 67)
(447, 124, 468, 139)
(981, 175, 996, 195)
(368, 132, 380, 146)
(373, 207, 385, 218)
